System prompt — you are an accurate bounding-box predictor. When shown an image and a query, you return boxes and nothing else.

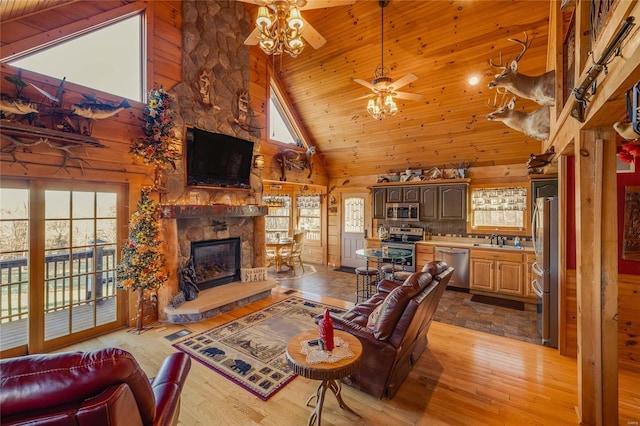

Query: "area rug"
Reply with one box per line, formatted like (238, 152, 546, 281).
(470, 294, 525, 311)
(268, 264, 317, 281)
(333, 266, 355, 274)
(172, 297, 346, 400)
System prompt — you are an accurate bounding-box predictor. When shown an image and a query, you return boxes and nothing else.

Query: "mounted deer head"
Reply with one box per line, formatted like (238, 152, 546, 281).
(486, 95, 550, 141)
(488, 32, 555, 107)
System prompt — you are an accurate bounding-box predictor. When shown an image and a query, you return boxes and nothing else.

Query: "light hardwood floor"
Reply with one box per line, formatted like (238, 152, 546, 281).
(58, 286, 639, 425)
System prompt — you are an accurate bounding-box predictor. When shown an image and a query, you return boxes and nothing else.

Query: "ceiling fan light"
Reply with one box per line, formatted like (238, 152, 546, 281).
(288, 7, 304, 30)
(384, 94, 395, 107)
(256, 6, 272, 28)
(260, 38, 275, 52)
(289, 37, 304, 50)
(367, 99, 378, 114)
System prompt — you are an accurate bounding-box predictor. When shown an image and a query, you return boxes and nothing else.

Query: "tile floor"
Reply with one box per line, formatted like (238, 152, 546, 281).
(269, 263, 542, 345)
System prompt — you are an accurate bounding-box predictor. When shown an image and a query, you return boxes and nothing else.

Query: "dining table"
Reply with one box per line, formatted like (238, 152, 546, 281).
(266, 238, 293, 272)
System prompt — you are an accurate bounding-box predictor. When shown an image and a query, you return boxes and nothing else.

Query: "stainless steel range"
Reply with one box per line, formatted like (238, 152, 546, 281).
(380, 226, 424, 272)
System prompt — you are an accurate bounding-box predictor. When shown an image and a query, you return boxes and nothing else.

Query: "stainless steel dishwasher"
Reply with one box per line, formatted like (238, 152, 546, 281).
(434, 246, 470, 289)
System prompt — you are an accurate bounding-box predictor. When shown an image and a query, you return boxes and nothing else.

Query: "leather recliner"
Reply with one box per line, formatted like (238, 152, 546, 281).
(325, 261, 453, 399)
(0, 347, 191, 426)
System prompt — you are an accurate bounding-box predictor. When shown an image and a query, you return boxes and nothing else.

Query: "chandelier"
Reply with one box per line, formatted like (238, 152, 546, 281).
(367, 66, 398, 120)
(254, 3, 305, 58)
(366, 0, 397, 120)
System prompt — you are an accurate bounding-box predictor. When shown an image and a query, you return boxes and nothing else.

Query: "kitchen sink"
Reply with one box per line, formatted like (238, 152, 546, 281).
(472, 243, 525, 250)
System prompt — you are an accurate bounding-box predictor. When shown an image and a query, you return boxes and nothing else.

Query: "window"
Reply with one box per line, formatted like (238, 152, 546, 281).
(264, 195, 291, 241)
(269, 79, 305, 146)
(9, 15, 143, 102)
(470, 187, 527, 230)
(344, 197, 365, 233)
(296, 195, 321, 241)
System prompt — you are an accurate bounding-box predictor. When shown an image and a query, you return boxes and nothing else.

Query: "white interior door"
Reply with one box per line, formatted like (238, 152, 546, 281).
(340, 193, 369, 268)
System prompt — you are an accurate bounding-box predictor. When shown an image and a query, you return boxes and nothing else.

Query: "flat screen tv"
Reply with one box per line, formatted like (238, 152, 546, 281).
(184, 127, 254, 188)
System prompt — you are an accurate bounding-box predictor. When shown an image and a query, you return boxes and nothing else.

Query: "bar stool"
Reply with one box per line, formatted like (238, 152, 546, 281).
(355, 266, 379, 303)
(381, 264, 404, 281)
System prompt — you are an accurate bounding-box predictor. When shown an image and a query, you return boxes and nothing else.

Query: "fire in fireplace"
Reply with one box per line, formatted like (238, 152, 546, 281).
(190, 237, 241, 290)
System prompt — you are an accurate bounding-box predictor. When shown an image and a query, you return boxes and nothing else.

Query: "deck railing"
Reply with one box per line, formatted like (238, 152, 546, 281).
(0, 247, 117, 324)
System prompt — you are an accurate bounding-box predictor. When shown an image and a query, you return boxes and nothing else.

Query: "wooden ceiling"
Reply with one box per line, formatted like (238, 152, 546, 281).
(1, 0, 554, 179)
(269, 0, 552, 178)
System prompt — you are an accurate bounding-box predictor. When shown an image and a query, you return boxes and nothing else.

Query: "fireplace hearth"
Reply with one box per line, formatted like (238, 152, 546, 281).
(191, 237, 240, 290)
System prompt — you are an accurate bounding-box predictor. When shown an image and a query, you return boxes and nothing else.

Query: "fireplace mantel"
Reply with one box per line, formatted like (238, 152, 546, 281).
(158, 204, 268, 219)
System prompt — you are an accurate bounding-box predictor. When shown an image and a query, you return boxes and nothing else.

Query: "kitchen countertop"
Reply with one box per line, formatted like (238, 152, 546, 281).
(417, 237, 533, 253)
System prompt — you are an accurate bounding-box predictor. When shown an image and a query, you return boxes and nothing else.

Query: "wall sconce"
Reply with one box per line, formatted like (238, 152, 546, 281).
(253, 154, 265, 169)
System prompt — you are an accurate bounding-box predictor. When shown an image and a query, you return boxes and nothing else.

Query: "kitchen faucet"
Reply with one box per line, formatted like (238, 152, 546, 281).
(490, 234, 498, 245)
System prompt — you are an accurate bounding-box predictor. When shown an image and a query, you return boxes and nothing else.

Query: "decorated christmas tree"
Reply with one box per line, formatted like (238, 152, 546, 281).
(117, 189, 169, 331)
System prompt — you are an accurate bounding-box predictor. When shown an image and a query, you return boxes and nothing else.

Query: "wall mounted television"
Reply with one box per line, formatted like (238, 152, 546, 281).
(184, 127, 254, 189)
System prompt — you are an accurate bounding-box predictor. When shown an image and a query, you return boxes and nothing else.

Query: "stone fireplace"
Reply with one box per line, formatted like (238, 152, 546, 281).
(191, 237, 241, 290)
(149, 2, 274, 324)
(159, 205, 273, 324)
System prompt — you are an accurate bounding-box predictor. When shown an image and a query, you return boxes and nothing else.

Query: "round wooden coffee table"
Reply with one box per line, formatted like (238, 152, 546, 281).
(286, 329, 362, 426)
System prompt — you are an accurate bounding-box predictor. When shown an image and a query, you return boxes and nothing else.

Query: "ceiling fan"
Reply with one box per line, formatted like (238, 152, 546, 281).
(241, 0, 354, 58)
(353, 0, 421, 119)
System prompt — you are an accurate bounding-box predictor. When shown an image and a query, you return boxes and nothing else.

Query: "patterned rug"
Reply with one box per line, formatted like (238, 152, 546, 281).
(172, 297, 346, 400)
(268, 264, 317, 281)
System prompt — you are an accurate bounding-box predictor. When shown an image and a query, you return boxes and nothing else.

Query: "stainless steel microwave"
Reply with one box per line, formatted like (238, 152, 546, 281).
(385, 203, 419, 221)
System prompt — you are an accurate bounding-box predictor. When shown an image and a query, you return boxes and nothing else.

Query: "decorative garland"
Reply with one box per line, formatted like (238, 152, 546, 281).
(130, 87, 180, 169)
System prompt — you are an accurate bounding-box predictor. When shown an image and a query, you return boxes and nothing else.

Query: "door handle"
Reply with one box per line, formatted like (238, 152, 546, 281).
(531, 279, 543, 297)
(532, 261, 544, 276)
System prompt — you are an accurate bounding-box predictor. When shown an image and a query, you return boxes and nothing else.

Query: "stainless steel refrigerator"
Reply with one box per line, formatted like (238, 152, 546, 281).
(531, 197, 558, 348)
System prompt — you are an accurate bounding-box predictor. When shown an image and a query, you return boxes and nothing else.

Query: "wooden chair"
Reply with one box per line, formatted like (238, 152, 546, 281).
(266, 247, 278, 269)
(281, 232, 305, 274)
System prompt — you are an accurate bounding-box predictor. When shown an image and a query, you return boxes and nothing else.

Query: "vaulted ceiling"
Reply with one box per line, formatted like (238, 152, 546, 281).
(1, 0, 556, 179)
(268, 0, 552, 178)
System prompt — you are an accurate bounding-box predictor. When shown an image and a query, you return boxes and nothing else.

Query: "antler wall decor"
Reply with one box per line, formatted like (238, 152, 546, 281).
(488, 32, 555, 107)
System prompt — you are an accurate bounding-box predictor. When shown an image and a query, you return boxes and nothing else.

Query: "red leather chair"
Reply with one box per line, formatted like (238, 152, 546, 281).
(0, 347, 191, 426)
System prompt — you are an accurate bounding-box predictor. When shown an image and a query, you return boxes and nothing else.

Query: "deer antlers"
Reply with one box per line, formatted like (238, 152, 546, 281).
(489, 32, 532, 69)
(508, 32, 532, 64)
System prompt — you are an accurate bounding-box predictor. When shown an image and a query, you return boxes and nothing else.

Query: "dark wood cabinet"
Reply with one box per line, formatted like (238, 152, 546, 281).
(386, 187, 403, 203)
(386, 186, 419, 203)
(438, 184, 466, 220)
(372, 188, 386, 219)
(419, 186, 438, 220)
(403, 187, 420, 202)
(372, 182, 467, 221)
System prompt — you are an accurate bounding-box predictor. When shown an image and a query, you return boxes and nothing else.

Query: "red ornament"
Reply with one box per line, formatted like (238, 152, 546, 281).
(318, 309, 334, 351)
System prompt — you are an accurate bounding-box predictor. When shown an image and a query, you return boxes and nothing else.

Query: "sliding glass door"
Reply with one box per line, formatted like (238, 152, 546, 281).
(0, 180, 127, 355)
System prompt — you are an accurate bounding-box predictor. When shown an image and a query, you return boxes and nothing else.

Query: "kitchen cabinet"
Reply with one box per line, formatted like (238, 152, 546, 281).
(366, 238, 381, 249)
(415, 244, 434, 268)
(524, 253, 537, 299)
(419, 186, 437, 220)
(470, 249, 525, 296)
(387, 187, 403, 202)
(387, 186, 420, 203)
(439, 184, 466, 220)
(372, 188, 386, 219)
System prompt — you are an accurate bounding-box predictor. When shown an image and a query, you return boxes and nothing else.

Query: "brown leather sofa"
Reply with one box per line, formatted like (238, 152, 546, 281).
(0, 347, 191, 426)
(328, 261, 453, 399)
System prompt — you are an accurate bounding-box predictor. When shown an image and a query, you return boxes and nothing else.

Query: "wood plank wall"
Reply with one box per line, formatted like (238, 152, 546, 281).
(0, 1, 183, 329)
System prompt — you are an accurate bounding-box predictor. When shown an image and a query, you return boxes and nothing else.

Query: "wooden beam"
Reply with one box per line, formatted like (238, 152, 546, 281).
(574, 129, 618, 425)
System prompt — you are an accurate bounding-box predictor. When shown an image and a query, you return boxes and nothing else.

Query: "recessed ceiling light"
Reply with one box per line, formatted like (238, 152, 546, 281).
(468, 75, 480, 86)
